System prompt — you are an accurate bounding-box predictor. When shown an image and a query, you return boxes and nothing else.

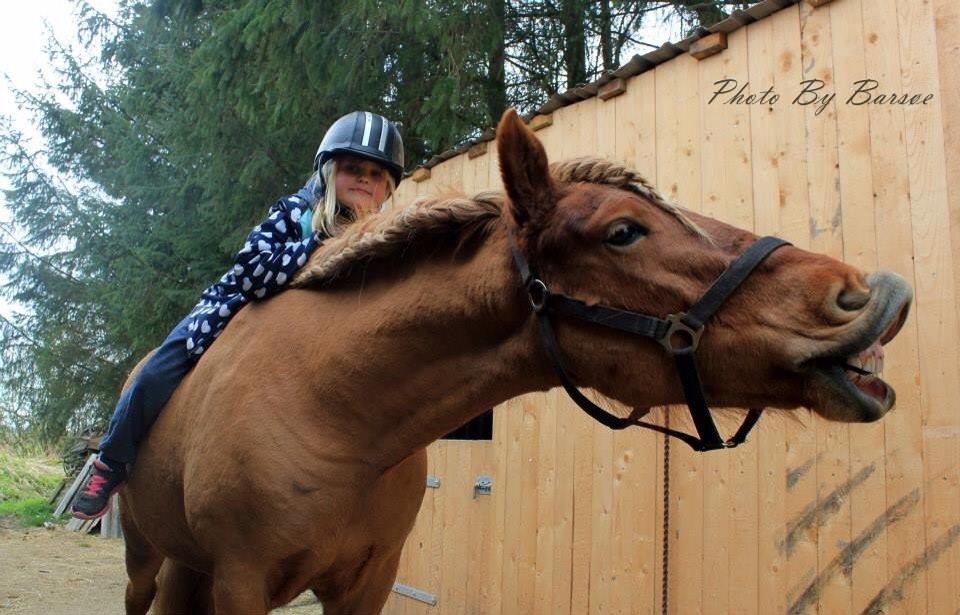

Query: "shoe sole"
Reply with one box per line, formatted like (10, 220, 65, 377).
(70, 482, 127, 521)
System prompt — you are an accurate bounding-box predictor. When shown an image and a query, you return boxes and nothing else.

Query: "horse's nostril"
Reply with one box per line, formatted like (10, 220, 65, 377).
(838, 287, 870, 311)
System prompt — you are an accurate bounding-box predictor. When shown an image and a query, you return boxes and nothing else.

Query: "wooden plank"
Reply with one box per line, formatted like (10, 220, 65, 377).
(568, 405, 594, 614)
(699, 24, 757, 615)
(859, 2, 930, 612)
(101, 494, 122, 539)
(486, 399, 509, 615)
(896, 0, 960, 612)
(585, 84, 617, 615)
(932, 3, 960, 613)
(467, 142, 487, 160)
(485, 134, 506, 615)
(547, 104, 577, 615)
(426, 444, 448, 613)
(516, 396, 540, 614)
(597, 77, 627, 101)
(829, 1, 892, 612)
(796, 4, 855, 615)
(53, 454, 96, 518)
(466, 441, 495, 615)
(48, 478, 68, 505)
(533, 391, 558, 615)
(654, 52, 705, 615)
(500, 396, 525, 614)
(410, 166, 431, 183)
(588, 416, 613, 615)
(568, 96, 599, 615)
(462, 143, 494, 613)
(747, 6, 806, 615)
(935, 0, 960, 356)
(611, 67, 660, 615)
(614, 71, 657, 180)
(438, 443, 470, 613)
(689, 32, 727, 60)
(528, 114, 553, 131)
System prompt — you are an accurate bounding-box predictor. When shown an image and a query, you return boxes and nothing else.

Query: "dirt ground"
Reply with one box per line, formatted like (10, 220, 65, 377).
(0, 527, 323, 613)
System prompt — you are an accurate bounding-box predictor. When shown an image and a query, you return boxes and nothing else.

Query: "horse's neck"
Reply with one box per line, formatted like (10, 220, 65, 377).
(296, 229, 549, 470)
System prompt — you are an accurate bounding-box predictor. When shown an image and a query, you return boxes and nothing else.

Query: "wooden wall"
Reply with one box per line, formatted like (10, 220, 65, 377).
(382, 0, 959, 612)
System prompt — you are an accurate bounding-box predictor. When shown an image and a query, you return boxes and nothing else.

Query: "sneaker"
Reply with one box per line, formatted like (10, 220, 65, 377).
(71, 458, 127, 520)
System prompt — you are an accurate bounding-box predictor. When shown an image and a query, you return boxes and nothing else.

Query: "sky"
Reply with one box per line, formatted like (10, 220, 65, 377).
(0, 1, 119, 319)
(0, 1, 118, 155)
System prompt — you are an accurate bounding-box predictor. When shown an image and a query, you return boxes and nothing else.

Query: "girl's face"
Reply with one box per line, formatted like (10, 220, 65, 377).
(334, 155, 390, 216)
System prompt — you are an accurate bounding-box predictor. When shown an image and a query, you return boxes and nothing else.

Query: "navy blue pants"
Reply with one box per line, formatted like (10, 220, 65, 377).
(99, 314, 198, 464)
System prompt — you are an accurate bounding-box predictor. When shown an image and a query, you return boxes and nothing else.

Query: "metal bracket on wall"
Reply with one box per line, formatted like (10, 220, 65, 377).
(426, 475, 440, 489)
(393, 582, 438, 605)
(473, 474, 492, 498)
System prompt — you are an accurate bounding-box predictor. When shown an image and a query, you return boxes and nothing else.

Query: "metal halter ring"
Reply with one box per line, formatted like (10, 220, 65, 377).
(527, 279, 549, 312)
(658, 313, 704, 355)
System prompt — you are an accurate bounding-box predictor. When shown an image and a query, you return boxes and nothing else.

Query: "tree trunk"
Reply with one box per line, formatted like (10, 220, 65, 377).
(486, 0, 507, 122)
(561, 0, 587, 88)
(599, 0, 614, 71)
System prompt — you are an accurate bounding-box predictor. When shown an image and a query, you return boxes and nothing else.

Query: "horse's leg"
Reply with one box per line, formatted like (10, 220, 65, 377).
(320, 548, 403, 615)
(211, 561, 270, 615)
(119, 502, 162, 615)
(153, 559, 213, 615)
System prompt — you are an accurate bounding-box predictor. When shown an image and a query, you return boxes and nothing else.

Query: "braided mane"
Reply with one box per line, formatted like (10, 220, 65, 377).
(291, 157, 705, 288)
(549, 158, 707, 238)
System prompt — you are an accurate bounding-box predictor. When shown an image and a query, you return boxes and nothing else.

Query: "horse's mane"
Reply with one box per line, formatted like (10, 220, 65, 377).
(290, 157, 704, 288)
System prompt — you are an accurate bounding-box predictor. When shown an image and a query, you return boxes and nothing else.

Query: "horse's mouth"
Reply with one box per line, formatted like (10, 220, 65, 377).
(803, 295, 910, 422)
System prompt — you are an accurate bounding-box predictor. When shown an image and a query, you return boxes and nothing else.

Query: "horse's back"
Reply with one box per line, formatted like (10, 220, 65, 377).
(123, 305, 429, 570)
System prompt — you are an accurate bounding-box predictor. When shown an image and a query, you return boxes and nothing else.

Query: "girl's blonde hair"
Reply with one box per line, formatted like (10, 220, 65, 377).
(311, 158, 397, 237)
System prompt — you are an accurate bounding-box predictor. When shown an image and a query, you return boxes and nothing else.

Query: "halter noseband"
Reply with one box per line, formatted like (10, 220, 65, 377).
(508, 231, 790, 452)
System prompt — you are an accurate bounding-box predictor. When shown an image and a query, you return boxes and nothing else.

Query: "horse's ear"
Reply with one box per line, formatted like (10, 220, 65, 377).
(496, 108, 555, 228)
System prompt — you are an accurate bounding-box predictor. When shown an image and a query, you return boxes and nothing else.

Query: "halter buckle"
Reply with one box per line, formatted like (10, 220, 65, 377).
(527, 279, 549, 313)
(659, 313, 704, 355)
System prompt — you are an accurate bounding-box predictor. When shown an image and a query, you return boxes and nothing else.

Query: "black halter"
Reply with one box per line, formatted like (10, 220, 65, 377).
(508, 232, 791, 452)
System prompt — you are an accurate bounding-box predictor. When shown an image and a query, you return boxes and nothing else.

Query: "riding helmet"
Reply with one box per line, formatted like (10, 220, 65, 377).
(313, 111, 404, 187)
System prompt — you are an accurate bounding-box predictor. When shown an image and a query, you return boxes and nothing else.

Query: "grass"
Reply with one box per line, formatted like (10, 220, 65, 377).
(0, 497, 56, 526)
(0, 444, 65, 527)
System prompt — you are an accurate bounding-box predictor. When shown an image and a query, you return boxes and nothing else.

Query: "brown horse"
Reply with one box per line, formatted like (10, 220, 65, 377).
(118, 109, 911, 614)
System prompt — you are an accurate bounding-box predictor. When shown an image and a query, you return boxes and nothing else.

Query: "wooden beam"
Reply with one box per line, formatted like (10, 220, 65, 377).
(53, 454, 95, 518)
(528, 114, 553, 131)
(598, 77, 627, 101)
(689, 32, 727, 60)
(410, 167, 431, 183)
(467, 142, 488, 159)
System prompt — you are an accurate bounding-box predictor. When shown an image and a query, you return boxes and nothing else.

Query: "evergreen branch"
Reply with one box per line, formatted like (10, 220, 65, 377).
(0, 222, 84, 285)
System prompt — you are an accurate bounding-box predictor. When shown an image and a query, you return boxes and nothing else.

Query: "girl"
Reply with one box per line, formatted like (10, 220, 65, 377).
(72, 111, 404, 519)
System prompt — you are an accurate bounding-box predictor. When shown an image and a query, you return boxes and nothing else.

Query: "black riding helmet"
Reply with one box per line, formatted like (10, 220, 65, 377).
(313, 111, 404, 188)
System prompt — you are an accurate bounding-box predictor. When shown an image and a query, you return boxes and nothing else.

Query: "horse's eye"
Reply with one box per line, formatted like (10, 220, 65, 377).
(604, 220, 648, 247)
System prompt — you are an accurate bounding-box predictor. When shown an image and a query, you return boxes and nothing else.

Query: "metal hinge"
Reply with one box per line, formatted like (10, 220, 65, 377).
(392, 582, 437, 605)
(473, 474, 492, 498)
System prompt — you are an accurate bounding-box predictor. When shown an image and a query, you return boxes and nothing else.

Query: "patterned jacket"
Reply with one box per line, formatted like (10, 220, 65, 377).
(185, 193, 323, 357)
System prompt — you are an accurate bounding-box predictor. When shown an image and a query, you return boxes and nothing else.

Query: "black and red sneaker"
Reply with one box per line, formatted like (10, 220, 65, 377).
(71, 458, 127, 520)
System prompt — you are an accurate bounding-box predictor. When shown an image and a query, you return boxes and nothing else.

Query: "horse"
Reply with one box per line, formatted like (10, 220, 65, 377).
(117, 108, 912, 614)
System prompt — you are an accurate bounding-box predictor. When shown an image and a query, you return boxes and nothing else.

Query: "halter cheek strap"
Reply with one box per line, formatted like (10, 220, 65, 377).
(509, 232, 790, 452)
